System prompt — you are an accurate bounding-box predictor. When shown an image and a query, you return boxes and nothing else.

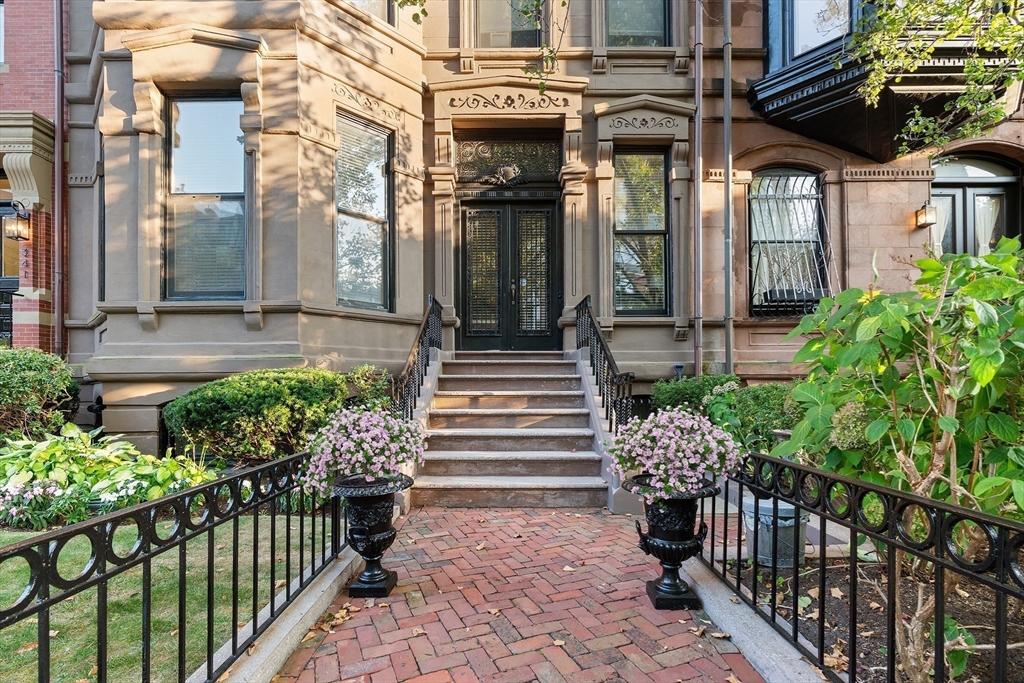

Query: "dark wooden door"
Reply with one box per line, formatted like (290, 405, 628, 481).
(460, 202, 560, 351)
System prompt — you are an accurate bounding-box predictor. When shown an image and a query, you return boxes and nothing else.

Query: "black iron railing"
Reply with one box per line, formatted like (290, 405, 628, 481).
(391, 294, 442, 420)
(575, 295, 634, 433)
(0, 452, 342, 683)
(698, 452, 1024, 683)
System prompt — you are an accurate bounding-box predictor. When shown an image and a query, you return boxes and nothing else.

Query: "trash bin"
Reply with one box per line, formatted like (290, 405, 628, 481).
(742, 496, 809, 568)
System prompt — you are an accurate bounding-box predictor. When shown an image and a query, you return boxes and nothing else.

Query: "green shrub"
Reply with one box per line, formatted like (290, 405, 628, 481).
(732, 382, 801, 452)
(0, 348, 80, 443)
(0, 423, 216, 529)
(650, 374, 740, 412)
(162, 366, 389, 462)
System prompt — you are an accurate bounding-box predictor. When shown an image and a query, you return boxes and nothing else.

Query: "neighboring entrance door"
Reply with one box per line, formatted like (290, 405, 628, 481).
(460, 202, 560, 351)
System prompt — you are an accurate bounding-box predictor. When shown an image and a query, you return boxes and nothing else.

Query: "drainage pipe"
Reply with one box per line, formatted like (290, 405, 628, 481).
(723, 0, 735, 375)
(693, 0, 704, 377)
(53, 0, 66, 357)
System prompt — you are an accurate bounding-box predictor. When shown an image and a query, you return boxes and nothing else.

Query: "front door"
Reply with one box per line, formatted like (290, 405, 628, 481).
(459, 202, 560, 351)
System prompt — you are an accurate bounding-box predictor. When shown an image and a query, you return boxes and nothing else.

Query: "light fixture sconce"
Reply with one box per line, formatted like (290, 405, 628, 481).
(915, 203, 937, 229)
(0, 200, 31, 241)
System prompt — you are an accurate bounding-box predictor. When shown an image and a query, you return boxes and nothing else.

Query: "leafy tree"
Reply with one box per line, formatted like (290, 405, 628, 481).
(776, 236, 1024, 680)
(848, 0, 1024, 155)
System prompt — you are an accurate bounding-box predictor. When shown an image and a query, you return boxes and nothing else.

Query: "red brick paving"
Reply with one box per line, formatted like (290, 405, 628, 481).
(274, 508, 765, 683)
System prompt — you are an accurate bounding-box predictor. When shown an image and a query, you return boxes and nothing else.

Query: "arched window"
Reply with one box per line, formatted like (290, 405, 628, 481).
(930, 158, 1020, 257)
(748, 168, 835, 317)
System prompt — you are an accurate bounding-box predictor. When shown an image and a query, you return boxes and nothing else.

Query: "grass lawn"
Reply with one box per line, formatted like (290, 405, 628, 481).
(0, 507, 338, 683)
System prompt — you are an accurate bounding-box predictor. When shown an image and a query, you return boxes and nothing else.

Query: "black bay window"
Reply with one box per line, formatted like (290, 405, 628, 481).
(165, 98, 246, 300)
(606, 0, 668, 47)
(336, 114, 393, 311)
(613, 151, 669, 315)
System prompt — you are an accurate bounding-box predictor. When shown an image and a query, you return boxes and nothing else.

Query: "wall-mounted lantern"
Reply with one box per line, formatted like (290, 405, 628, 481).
(0, 200, 31, 241)
(915, 203, 937, 229)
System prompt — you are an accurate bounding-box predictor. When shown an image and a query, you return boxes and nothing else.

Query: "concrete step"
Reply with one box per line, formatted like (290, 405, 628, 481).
(437, 374, 581, 392)
(420, 450, 603, 477)
(429, 408, 592, 429)
(426, 427, 595, 452)
(454, 351, 565, 361)
(441, 360, 578, 376)
(432, 390, 586, 410)
(411, 475, 607, 508)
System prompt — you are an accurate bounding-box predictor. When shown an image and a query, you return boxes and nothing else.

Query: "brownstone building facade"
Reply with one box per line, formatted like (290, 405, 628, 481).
(36, 0, 1024, 449)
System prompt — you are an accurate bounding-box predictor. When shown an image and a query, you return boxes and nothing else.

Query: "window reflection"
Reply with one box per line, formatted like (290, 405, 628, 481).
(607, 0, 667, 47)
(793, 0, 848, 55)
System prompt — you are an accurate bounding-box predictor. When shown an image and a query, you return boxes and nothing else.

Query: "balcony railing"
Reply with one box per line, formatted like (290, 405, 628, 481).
(698, 452, 1024, 683)
(391, 294, 442, 420)
(0, 452, 343, 683)
(575, 295, 634, 433)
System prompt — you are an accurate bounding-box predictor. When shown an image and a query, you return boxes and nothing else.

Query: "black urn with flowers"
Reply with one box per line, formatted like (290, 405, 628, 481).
(610, 407, 741, 610)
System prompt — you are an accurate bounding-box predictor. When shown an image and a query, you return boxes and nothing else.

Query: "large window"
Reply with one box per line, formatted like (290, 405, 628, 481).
(345, 0, 390, 23)
(606, 0, 667, 47)
(930, 158, 1020, 257)
(336, 114, 392, 311)
(476, 0, 540, 48)
(792, 0, 849, 56)
(613, 151, 669, 315)
(165, 98, 246, 300)
(748, 169, 834, 317)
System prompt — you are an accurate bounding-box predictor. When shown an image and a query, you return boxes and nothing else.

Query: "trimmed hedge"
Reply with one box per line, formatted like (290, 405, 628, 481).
(733, 382, 801, 452)
(650, 374, 740, 412)
(0, 348, 80, 443)
(162, 366, 390, 462)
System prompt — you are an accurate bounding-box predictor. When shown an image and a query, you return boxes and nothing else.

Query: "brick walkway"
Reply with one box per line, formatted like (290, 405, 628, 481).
(275, 507, 766, 683)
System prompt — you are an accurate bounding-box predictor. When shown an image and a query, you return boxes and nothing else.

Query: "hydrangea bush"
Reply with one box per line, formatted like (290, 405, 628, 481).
(609, 407, 742, 501)
(305, 408, 425, 494)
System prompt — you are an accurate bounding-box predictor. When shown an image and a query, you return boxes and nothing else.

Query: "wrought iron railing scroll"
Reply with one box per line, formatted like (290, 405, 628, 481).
(575, 295, 634, 433)
(391, 295, 443, 420)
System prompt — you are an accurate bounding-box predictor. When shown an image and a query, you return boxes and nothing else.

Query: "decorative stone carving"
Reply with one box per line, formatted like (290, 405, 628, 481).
(609, 116, 679, 130)
(447, 93, 571, 110)
(481, 164, 527, 187)
(455, 139, 561, 184)
(332, 81, 403, 122)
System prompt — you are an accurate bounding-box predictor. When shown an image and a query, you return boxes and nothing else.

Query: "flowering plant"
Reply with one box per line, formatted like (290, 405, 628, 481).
(609, 407, 742, 501)
(0, 480, 89, 530)
(304, 408, 425, 494)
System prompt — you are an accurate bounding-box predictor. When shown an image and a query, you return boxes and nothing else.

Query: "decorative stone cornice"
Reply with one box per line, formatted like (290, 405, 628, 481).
(120, 24, 268, 56)
(0, 112, 55, 162)
(841, 167, 935, 181)
(593, 94, 697, 120)
(447, 93, 571, 111)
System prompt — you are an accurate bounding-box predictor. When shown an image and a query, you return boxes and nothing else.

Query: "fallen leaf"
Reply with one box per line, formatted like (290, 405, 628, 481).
(777, 608, 789, 618)
(90, 665, 99, 676)
(349, 606, 361, 613)
(861, 631, 875, 638)
(688, 626, 707, 637)
(810, 664, 828, 681)
(217, 544, 226, 551)
(412, 628, 427, 636)
(805, 609, 819, 621)
(488, 609, 501, 615)
(300, 631, 317, 643)
(830, 587, 845, 600)
(625, 513, 632, 517)
(477, 518, 486, 523)
(775, 593, 786, 605)
(726, 676, 743, 683)
(217, 671, 231, 682)
(238, 622, 248, 629)
(49, 630, 59, 637)
(797, 596, 812, 613)
(553, 639, 565, 646)
(365, 599, 376, 608)
(16, 642, 38, 654)
(476, 542, 486, 550)
(562, 565, 576, 572)
(806, 586, 820, 600)
(710, 632, 730, 639)
(870, 601, 883, 610)
(275, 580, 287, 589)
(170, 628, 179, 637)
(729, 596, 740, 604)
(574, 514, 581, 518)
(512, 533, 522, 538)
(247, 642, 257, 656)
(378, 602, 390, 608)
(76, 680, 89, 683)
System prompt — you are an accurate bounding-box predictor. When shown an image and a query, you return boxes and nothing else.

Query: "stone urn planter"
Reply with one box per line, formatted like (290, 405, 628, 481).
(624, 474, 720, 609)
(334, 473, 414, 597)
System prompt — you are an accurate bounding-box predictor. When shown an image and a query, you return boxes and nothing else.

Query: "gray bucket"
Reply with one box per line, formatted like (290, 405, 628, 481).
(742, 496, 809, 568)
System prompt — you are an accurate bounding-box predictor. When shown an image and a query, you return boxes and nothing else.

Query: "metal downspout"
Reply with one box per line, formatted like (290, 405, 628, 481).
(723, 0, 735, 375)
(54, 0, 66, 357)
(693, 0, 704, 376)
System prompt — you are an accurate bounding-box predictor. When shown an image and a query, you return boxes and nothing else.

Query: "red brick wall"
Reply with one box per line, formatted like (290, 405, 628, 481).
(11, 209, 55, 352)
(0, 0, 58, 117)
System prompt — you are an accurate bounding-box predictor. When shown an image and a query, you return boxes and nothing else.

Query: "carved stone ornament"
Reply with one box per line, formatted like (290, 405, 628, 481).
(609, 116, 679, 130)
(482, 164, 527, 187)
(448, 92, 570, 110)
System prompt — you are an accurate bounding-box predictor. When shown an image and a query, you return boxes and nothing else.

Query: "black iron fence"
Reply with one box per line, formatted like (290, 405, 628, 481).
(0, 451, 343, 683)
(698, 452, 1024, 683)
(391, 294, 442, 420)
(575, 295, 634, 433)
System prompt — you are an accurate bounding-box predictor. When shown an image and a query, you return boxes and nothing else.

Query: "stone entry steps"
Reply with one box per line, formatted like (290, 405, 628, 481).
(411, 350, 606, 508)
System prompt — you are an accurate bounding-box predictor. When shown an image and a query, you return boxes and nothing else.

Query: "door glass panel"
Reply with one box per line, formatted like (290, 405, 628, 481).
(974, 194, 1004, 256)
(516, 209, 551, 335)
(931, 195, 954, 256)
(466, 210, 502, 336)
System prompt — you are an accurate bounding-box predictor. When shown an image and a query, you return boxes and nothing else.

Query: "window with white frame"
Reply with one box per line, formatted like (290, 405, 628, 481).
(606, 0, 667, 47)
(748, 168, 835, 317)
(165, 98, 246, 300)
(336, 114, 393, 311)
(613, 150, 669, 315)
(476, 0, 540, 48)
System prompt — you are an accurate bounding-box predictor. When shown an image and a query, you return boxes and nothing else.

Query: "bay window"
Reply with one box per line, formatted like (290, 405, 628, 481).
(613, 151, 669, 315)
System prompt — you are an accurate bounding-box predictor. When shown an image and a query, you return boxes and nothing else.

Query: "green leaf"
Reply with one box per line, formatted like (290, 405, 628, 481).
(969, 355, 1000, 386)
(791, 383, 824, 406)
(806, 404, 836, 430)
(793, 338, 828, 364)
(855, 316, 881, 342)
(835, 288, 864, 306)
(938, 416, 959, 434)
(960, 275, 1024, 301)
(973, 300, 999, 327)
(866, 419, 890, 444)
(1012, 480, 1024, 512)
(896, 418, 916, 443)
(973, 476, 1008, 496)
(988, 413, 1020, 443)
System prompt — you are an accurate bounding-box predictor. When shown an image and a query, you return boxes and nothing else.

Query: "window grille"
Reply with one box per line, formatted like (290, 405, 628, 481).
(748, 169, 836, 317)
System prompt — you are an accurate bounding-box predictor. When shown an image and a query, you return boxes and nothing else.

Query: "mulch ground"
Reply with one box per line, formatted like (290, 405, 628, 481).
(274, 507, 766, 683)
